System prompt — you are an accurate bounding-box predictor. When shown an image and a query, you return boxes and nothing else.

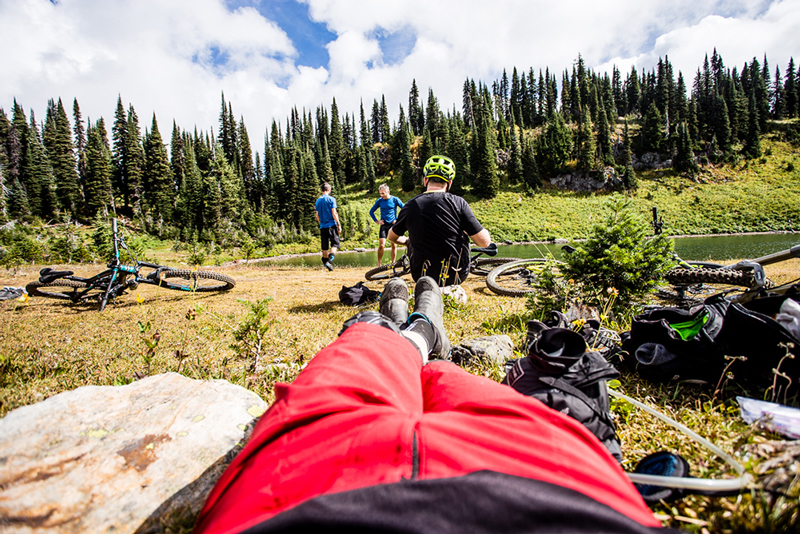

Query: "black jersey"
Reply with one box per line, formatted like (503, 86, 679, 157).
(391, 191, 484, 285)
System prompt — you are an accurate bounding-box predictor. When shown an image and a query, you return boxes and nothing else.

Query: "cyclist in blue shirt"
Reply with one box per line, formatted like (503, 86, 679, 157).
(369, 184, 405, 266)
(315, 183, 342, 271)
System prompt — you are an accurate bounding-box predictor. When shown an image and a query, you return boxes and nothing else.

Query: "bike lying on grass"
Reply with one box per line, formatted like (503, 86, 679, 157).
(26, 219, 235, 311)
(484, 241, 800, 304)
(364, 243, 519, 281)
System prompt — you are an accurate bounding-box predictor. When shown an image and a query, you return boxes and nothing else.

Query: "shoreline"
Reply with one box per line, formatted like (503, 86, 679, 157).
(226, 229, 799, 267)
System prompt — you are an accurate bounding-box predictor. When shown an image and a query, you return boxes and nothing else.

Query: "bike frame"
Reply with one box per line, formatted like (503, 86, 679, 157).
(46, 219, 176, 310)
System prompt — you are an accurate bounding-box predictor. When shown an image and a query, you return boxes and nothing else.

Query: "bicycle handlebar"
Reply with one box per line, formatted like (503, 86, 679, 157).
(471, 243, 498, 256)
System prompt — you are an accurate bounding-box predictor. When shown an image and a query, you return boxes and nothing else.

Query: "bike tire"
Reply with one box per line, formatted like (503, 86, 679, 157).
(26, 279, 89, 300)
(660, 267, 774, 305)
(470, 257, 523, 277)
(365, 259, 410, 281)
(486, 258, 563, 297)
(158, 269, 236, 292)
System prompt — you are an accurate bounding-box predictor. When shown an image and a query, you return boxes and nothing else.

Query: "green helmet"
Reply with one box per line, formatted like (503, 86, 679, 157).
(423, 155, 456, 183)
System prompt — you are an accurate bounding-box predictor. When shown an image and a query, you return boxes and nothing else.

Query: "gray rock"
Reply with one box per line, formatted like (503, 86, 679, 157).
(451, 335, 516, 366)
(548, 167, 621, 192)
(0, 373, 267, 534)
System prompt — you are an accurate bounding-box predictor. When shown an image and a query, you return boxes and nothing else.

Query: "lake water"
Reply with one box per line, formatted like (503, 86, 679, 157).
(260, 232, 800, 269)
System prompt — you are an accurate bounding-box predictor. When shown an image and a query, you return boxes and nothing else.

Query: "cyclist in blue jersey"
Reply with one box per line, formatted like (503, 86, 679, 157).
(315, 183, 342, 271)
(369, 184, 405, 266)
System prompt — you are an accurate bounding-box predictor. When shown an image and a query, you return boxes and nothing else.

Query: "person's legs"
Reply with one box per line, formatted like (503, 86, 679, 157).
(377, 237, 386, 265)
(415, 361, 657, 527)
(195, 323, 425, 534)
(407, 276, 450, 357)
(390, 241, 398, 263)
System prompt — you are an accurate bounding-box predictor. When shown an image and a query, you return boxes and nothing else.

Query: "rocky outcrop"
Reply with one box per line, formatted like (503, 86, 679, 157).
(0, 373, 267, 534)
(548, 167, 623, 192)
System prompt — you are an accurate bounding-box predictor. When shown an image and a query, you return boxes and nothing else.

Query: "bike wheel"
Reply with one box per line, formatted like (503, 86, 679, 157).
(158, 269, 236, 292)
(365, 258, 410, 281)
(486, 258, 565, 297)
(659, 267, 774, 305)
(470, 257, 523, 277)
(26, 279, 89, 300)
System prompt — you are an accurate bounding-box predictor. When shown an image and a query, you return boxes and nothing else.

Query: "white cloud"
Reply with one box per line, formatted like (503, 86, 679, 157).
(2, 0, 797, 151)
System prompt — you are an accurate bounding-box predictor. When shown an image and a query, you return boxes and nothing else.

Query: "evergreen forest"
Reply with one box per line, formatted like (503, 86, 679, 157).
(1, 50, 799, 252)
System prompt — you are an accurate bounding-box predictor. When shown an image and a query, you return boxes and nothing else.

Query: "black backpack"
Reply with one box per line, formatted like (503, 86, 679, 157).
(503, 320, 622, 461)
(338, 282, 380, 306)
(620, 294, 800, 392)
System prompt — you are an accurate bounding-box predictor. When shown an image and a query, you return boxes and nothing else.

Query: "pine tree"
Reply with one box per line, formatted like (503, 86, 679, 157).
(23, 118, 58, 219)
(508, 111, 524, 185)
(143, 114, 174, 222)
(111, 97, 128, 208)
(473, 93, 499, 199)
(7, 176, 31, 218)
(238, 118, 255, 204)
(743, 92, 762, 159)
(537, 112, 572, 176)
(73, 99, 88, 195)
(84, 121, 113, 217)
(785, 58, 798, 118)
(522, 138, 541, 190)
(622, 119, 637, 189)
(328, 98, 346, 188)
(641, 102, 663, 153)
(576, 107, 597, 172)
(673, 122, 699, 176)
(409, 79, 424, 136)
(48, 99, 81, 217)
(126, 106, 145, 214)
(596, 105, 613, 165)
(395, 105, 415, 192)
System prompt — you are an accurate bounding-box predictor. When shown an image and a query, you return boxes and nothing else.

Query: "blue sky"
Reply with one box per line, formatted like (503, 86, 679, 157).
(4, 0, 800, 149)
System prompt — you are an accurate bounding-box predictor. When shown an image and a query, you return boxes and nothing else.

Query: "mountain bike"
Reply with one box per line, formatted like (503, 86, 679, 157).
(364, 243, 519, 281)
(26, 219, 236, 311)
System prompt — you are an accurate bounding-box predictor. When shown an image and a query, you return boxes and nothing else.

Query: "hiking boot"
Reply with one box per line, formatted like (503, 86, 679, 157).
(379, 278, 409, 324)
(409, 276, 450, 357)
(322, 257, 334, 271)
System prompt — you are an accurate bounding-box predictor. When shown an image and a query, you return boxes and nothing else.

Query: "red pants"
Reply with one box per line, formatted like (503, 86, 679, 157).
(196, 323, 657, 534)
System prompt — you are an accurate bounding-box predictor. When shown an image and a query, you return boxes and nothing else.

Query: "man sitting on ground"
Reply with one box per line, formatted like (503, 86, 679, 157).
(389, 155, 491, 286)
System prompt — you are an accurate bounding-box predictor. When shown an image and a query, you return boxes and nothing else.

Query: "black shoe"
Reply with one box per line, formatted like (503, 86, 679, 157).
(409, 276, 450, 357)
(323, 258, 334, 271)
(380, 278, 409, 324)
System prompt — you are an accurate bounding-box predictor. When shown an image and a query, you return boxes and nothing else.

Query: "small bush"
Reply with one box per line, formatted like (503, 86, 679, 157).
(559, 195, 676, 308)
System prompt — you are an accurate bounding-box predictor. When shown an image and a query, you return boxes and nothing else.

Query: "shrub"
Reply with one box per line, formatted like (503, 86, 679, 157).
(560, 195, 676, 307)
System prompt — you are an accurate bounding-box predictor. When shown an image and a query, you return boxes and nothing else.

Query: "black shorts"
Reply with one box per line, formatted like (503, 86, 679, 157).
(379, 222, 394, 239)
(320, 226, 340, 251)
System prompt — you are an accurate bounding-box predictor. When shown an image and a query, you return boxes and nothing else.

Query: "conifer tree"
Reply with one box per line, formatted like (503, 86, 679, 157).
(328, 99, 346, 187)
(622, 119, 637, 189)
(297, 148, 320, 232)
(521, 138, 541, 190)
(111, 97, 129, 207)
(596, 106, 613, 165)
(785, 58, 798, 118)
(395, 106, 415, 192)
(84, 121, 113, 217)
(409, 79, 424, 136)
(448, 119, 470, 194)
(379, 95, 390, 143)
(125, 106, 145, 214)
(473, 93, 499, 199)
(673, 122, 699, 176)
(743, 92, 762, 159)
(238, 118, 255, 204)
(537, 112, 572, 177)
(48, 99, 81, 217)
(641, 102, 663, 153)
(7, 176, 30, 218)
(508, 111, 524, 185)
(576, 107, 597, 172)
(73, 99, 88, 195)
(143, 114, 174, 222)
(24, 118, 58, 219)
